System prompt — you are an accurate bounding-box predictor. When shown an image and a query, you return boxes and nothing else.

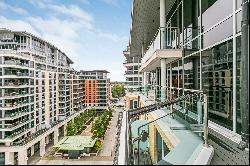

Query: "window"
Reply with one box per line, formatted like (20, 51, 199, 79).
(129, 100, 133, 109)
(0, 152, 5, 165)
(133, 101, 138, 109)
(202, 39, 234, 131)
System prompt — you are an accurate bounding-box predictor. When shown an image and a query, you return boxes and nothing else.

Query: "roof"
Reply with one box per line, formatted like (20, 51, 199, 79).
(80, 70, 110, 73)
(0, 28, 74, 64)
(130, 0, 175, 57)
(53, 136, 97, 151)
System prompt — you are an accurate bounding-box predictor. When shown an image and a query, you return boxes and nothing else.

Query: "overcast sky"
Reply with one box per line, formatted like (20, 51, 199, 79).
(0, 0, 131, 81)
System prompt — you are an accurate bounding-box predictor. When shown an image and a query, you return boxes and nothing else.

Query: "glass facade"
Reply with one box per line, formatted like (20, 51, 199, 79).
(156, 130, 170, 163)
(160, 0, 242, 133)
(202, 39, 234, 130)
(0, 152, 4, 165)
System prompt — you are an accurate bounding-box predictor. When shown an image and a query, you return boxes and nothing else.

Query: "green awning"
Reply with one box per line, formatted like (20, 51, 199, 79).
(54, 136, 97, 151)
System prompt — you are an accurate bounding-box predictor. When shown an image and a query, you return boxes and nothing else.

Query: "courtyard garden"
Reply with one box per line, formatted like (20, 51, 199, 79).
(91, 108, 113, 139)
(66, 108, 96, 136)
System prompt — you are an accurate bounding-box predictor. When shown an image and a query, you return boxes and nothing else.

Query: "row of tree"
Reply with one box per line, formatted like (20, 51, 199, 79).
(66, 108, 96, 136)
(91, 108, 113, 139)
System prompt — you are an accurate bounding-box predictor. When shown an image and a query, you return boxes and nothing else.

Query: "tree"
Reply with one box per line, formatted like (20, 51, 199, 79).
(112, 84, 125, 98)
(91, 109, 112, 139)
(66, 121, 76, 136)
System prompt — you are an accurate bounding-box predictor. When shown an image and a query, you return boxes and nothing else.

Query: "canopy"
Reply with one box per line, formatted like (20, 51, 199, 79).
(54, 136, 97, 151)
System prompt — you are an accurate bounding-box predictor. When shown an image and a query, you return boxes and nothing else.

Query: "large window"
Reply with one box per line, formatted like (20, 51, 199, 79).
(0, 152, 5, 165)
(202, 39, 234, 130)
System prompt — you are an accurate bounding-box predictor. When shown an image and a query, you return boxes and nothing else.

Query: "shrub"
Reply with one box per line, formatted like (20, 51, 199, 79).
(94, 140, 102, 151)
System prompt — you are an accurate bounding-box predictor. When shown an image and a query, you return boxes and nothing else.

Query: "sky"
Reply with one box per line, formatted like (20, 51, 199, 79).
(0, 0, 131, 81)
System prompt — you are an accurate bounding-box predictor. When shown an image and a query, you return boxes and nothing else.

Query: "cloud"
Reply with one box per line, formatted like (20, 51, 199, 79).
(100, 0, 120, 6)
(48, 4, 93, 22)
(0, 16, 39, 35)
(0, 1, 28, 15)
(28, 0, 93, 30)
(78, 0, 90, 4)
(97, 32, 128, 43)
(27, 16, 86, 39)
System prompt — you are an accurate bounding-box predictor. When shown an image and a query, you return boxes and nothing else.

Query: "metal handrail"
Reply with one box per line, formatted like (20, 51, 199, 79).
(128, 90, 208, 165)
(128, 90, 204, 119)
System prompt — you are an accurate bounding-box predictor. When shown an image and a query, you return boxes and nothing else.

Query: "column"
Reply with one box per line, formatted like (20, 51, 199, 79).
(54, 129, 59, 145)
(5, 152, 14, 165)
(161, 59, 167, 102)
(160, 0, 166, 49)
(31, 145, 35, 156)
(45, 136, 49, 145)
(40, 138, 46, 157)
(64, 124, 67, 136)
(18, 150, 27, 165)
(143, 72, 147, 92)
(155, 68, 160, 101)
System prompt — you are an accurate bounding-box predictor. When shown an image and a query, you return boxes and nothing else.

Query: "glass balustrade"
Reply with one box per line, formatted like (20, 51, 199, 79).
(127, 88, 208, 165)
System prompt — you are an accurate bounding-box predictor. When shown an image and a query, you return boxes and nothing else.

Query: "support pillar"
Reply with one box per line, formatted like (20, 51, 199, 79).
(40, 138, 46, 157)
(160, 0, 166, 49)
(18, 150, 27, 165)
(54, 129, 59, 145)
(64, 124, 67, 136)
(240, 0, 249, 145)
(143, 72, 147, 93)
(5, 152, 14, 165)
(161, 59, 167, 102)
(31, 145, 35, 156)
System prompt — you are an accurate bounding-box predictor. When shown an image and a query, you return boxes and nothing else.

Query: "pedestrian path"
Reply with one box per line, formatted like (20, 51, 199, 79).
(98, 109, 120, 157)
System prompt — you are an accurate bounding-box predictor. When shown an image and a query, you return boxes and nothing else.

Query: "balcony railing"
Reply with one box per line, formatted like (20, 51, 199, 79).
(142, 27, 181, 65)
(3, 82, 29, 87)
(2, 60, 29, 67)
(126, 87, 208, 165)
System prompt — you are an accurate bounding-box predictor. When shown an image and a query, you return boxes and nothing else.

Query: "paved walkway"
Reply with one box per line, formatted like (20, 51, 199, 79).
(98, 108, 121, 157)
(81, 122, 93, 136)
(37, 158, 113, 165)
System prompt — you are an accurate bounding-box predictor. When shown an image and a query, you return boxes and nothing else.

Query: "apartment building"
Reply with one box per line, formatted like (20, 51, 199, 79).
(120, 0, 249, 165)
(81, 70, 110, 107)
(123, 46, 142, 92)
(70, 70, 84, 113)
(0, 29, 110, 165)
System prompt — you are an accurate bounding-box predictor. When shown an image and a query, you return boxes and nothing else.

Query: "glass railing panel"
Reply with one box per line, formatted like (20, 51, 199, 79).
(127, 87, 208, 165)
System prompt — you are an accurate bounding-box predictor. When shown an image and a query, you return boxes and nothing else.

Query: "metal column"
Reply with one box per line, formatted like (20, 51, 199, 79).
(161, 59, 167, 102)
(160, 0, 166, 49)
(240, 0, 249, 146)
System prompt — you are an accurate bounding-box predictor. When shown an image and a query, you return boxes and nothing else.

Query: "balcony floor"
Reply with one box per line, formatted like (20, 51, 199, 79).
(139, 49, 182, 73)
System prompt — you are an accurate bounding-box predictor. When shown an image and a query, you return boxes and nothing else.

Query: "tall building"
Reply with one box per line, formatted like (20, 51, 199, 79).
(119, 0, 249, 165)
(81, 70, 110, 107)
(0, 29, 110, 165)
(123, 45, 142, 92)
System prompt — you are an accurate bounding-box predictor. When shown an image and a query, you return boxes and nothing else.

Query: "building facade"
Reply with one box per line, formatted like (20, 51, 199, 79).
(81, 70, 110, 107)
(0, 29, 110, 165)
(123, 46, 142, 92)
(121, 0, 249, 165)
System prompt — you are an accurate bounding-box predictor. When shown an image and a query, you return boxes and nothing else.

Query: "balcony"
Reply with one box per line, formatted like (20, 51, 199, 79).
(121, 87, 214, 165)
(140, 27, 183, 73)
(0, 89, 30, 99)
(124, 71, 140, 77)
(5, 126, 31, 140)
(123, 60, 141, 67)
(2, 81, 30, 88)
(1, 59, 29, 69)
(1, 100, 32, 110)
(0, 118, 33, 130)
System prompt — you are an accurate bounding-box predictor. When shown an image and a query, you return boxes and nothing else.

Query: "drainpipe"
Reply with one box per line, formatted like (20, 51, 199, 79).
(240, 0, 249, 149)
